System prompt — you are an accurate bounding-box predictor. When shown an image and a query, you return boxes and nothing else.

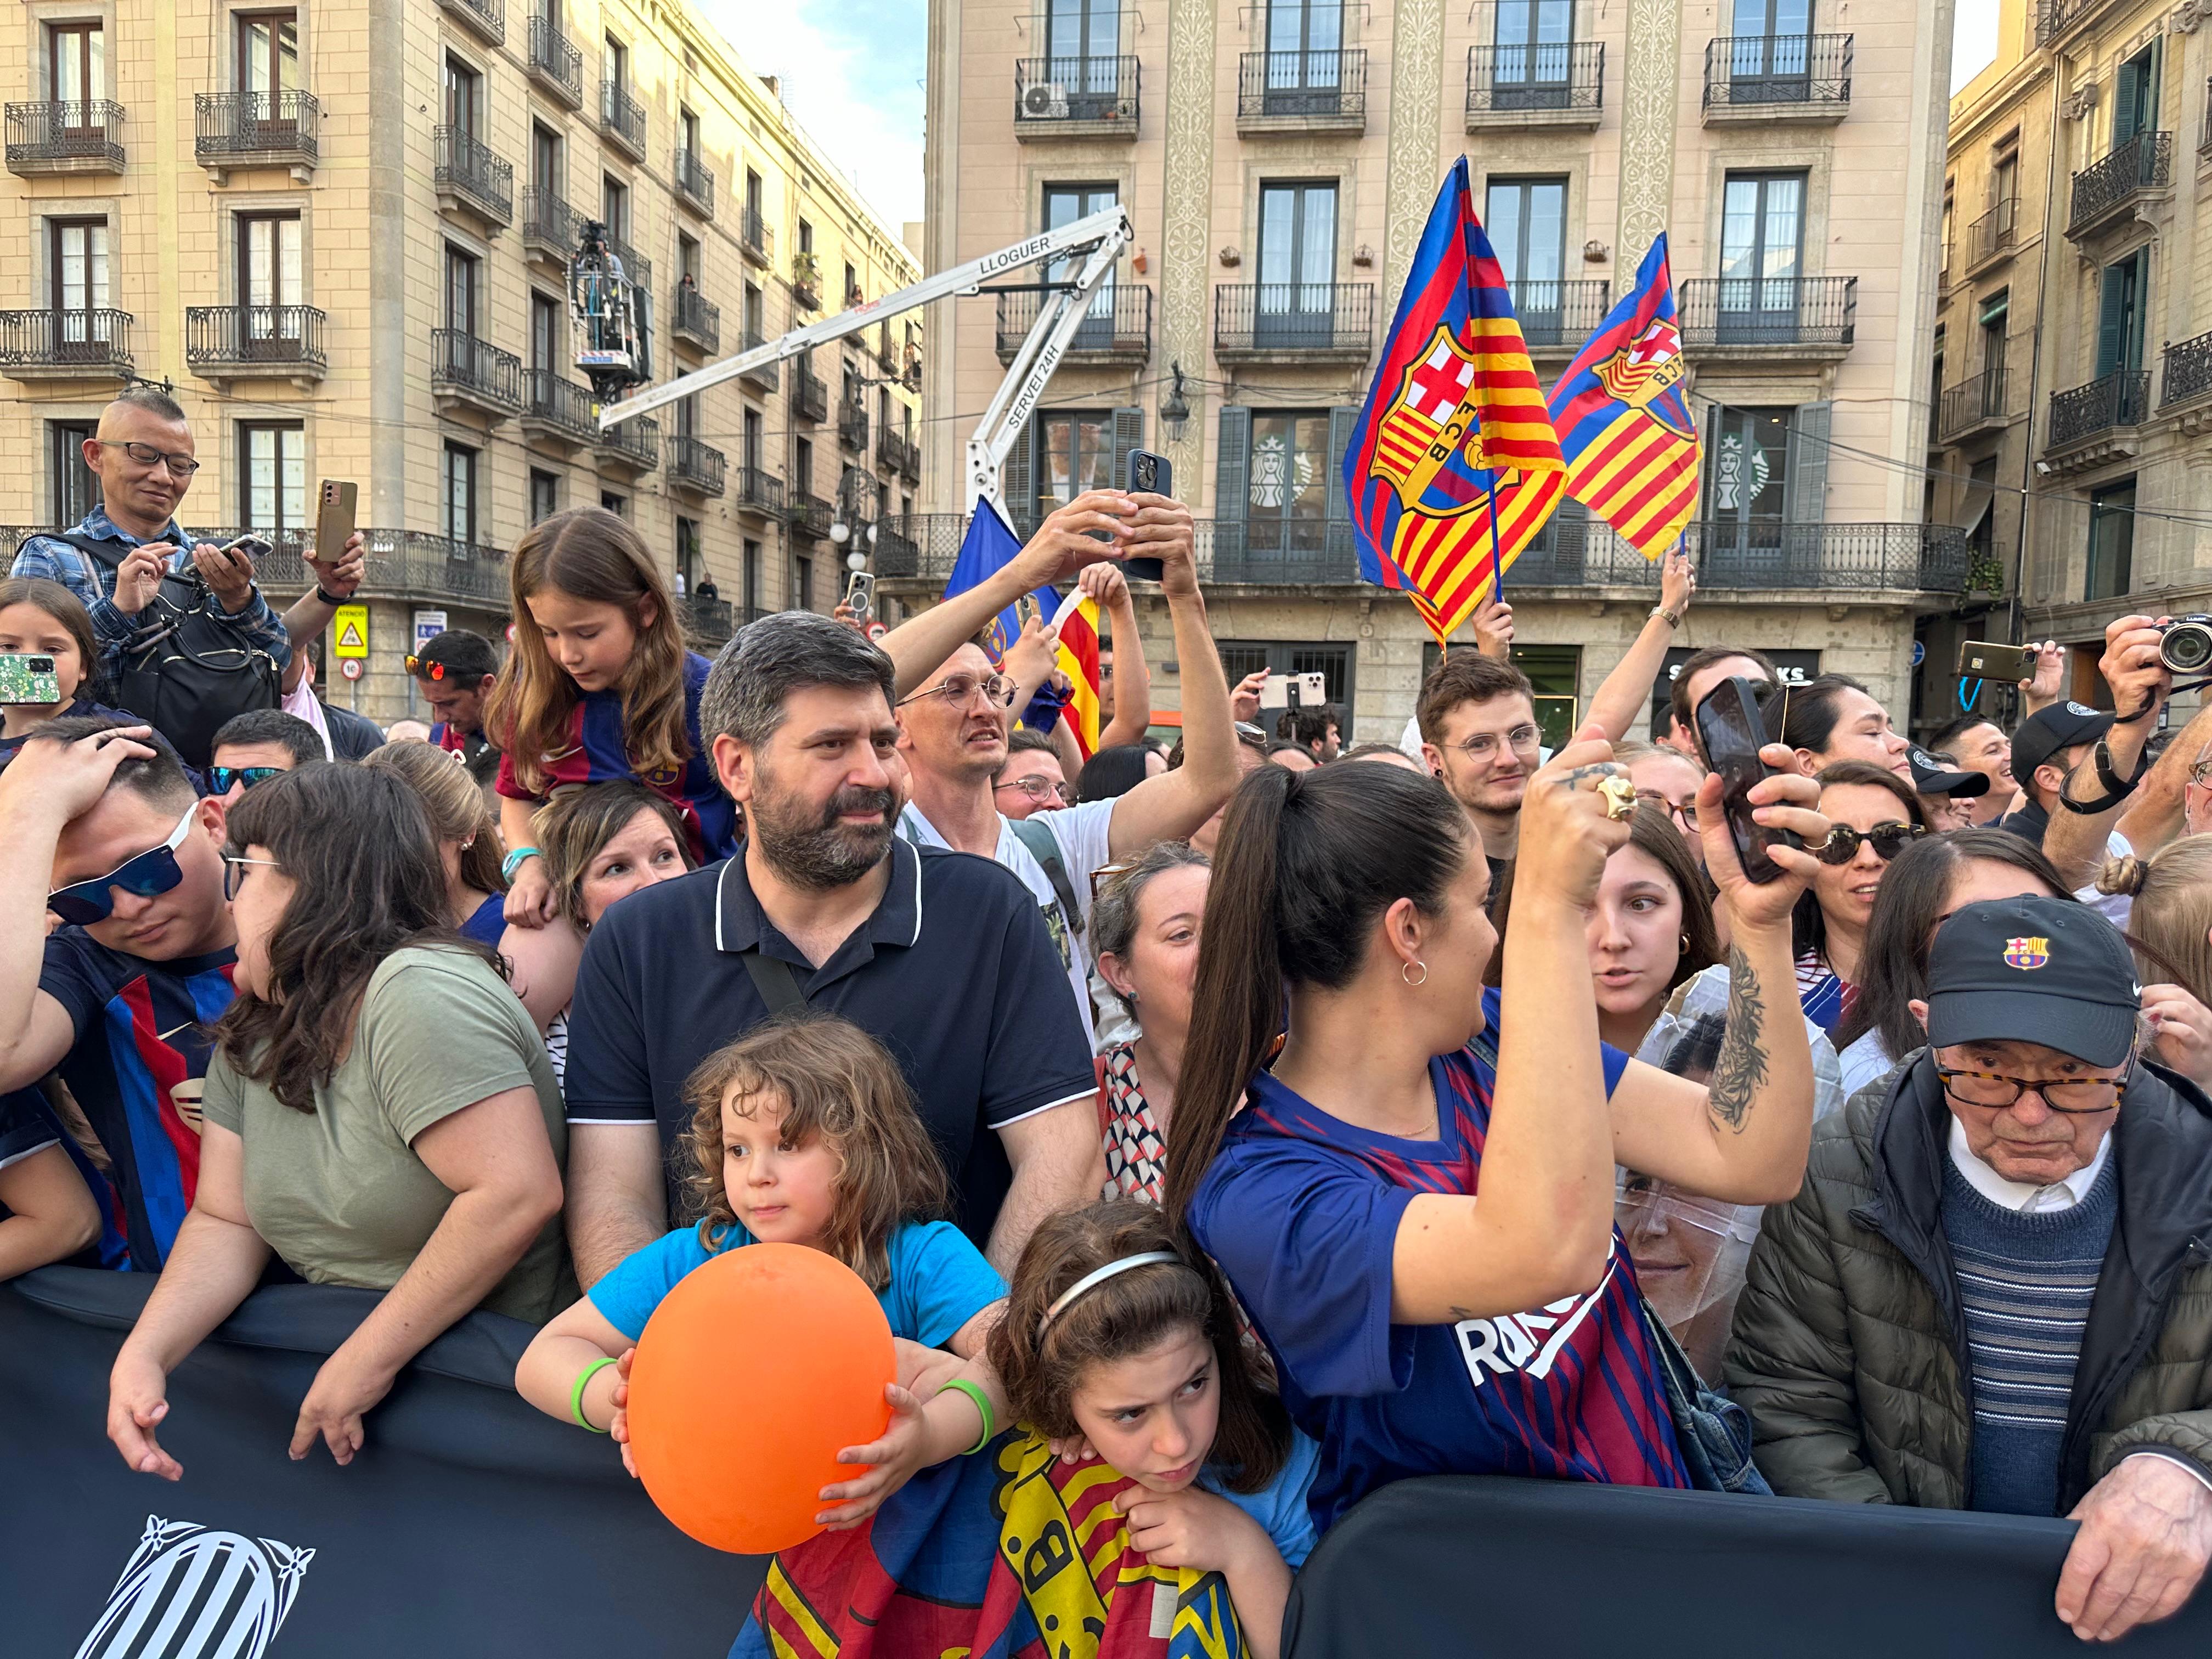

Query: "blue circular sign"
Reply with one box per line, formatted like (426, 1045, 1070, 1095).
(1910, 640, 1926, 668)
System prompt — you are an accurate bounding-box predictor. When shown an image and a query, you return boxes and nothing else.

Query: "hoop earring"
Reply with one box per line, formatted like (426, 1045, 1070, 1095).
(1680, 933, 1691, 955)
(1402, 960, 1428, 987)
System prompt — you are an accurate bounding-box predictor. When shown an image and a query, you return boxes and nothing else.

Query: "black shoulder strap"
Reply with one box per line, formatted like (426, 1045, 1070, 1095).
(737, 948, 808, 1017)
(45, 531, 136, 572)
(1007, 814, 1085, 938)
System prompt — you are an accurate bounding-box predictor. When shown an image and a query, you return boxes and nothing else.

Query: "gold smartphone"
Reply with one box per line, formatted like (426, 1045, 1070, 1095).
(315, 479, 359, 562)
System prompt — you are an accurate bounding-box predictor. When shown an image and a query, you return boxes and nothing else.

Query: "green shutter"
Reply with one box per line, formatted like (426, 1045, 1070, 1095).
(1110, 406, 1145, 488)
(1324, 406, 1358, 517)
(2095, 262, 2128, 379)
(1784, 402, 1830, 525)
(1001, 420, 1034, 534)
(1215, 404, 1251, 567)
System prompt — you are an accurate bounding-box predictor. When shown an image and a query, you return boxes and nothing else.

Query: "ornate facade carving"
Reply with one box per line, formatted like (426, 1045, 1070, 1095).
(1157, 0, 1217, 478)
(1617, 0, 1683, 257)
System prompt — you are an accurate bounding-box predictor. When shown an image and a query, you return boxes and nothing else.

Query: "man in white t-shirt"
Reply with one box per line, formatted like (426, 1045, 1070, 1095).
(879, 489, 1239, 1044)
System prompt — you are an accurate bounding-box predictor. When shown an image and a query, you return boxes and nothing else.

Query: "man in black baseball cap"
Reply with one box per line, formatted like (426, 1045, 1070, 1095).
(1999, 701, 2114, 850)
(1906, 744, 1989, 831)
(1730, 893, 2212, 1642)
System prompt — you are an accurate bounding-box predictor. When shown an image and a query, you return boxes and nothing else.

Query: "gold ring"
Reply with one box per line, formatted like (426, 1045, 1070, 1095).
(1597, 775, 1637, 822)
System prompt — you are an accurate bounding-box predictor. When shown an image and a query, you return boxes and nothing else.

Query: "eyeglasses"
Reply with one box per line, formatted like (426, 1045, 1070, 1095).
(898, 672, 1016, 710)
(1812, 821, 1927, 866)
(94, 439, 201, 478)
(994, 775, 1073, 805)
(1634, 789, 1698, 827)
(2188, 758, 2212, 787)
(46, 803, 199, 927)
(221, 854, 283, 902)
(1935, 1063, 2131, 1114)
(1441, 725, 1542, 762)
(405, 655, 447, 681)
(208, 765, 284, 797)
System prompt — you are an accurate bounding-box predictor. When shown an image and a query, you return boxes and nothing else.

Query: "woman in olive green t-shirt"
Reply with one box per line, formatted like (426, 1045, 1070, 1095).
(106, 764, 568, 1480)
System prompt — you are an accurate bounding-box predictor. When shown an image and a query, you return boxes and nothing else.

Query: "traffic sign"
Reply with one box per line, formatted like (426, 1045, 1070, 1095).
(339, 658, 364, 682)
(1910, 640, 1926, 668)
(333, 604, 369, 659)
(413, 610, 448, 649)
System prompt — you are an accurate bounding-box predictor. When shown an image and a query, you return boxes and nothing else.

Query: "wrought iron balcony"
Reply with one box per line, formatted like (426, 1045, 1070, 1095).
(1938, 368, 2008, 439)
(5, 101, 126, 174)
(1678, 276, 1857, 352)
(1465, 42, 1602, 128)
(678, 594, 735, 650)
(521, 190, 577, 263)
(737, 329, 778, 391)
(837, 398, 868, 451)
(431, 329, 523, 417)
(592, 410, 659, 470)
(520, 369, 597, 444)
(603, 231, 650, 291)
(2068, 131, 2170, 239)
(673, 147, 714, 216)
(793, 363, 828, 422)
(599, 81, 645, 160)
(527, 13, 584, 108)
(434, 126, 513, 227)
(668, 436, 727, 496)
(1236, 49, 1367, 131)
(2163, 330, 2212, 410)
(735, 465, 786, 516)
(2048, 369, 2150, 450)
(1701, 34, 1853, 119)
(435, 0, 503, 44)
(184, 305, 328, 380)
(194, 91, 318, 174)
(672, 286, 721, 353)
(1214, 283, 1375, 362)
(995, 285, 1153, 363)
(1511, 280, 1612, 349)
(2035, 0, 2114, 43)
(1966, 198, 2017, 271)
(1013, 56, 1140, 134)
(792, 252, 821, 311)
(789, 490, 832, 540)
(875, 520, 920, 577)
(0, 309, 133, 380)
(244, 527, 513, 608)
(740, 205, 774, 266)
(878, 429, 921, 480)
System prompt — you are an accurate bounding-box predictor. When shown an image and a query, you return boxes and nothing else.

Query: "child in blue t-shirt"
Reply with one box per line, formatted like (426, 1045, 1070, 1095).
(987, 1199, 1318, 1659)
(516, 1012, 1009, 1528)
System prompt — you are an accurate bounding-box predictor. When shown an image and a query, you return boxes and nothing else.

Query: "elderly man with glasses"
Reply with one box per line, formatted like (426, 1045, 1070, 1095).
(1728, 893, 2212, 1644)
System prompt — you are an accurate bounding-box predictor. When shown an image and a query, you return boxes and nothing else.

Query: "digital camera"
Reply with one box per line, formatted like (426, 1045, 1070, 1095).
(2158, 615, 2212, 674)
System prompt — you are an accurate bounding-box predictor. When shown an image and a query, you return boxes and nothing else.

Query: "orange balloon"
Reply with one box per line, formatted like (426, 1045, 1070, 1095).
(628, 1242, 895, 1554)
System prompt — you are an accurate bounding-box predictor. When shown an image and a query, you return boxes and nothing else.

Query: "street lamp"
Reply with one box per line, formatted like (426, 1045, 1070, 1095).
(1159, 360, 1190, 442)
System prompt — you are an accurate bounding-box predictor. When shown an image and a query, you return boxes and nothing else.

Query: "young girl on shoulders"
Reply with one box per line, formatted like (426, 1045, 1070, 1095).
(488, 507, 738, 928)
(515, 1012, 1007, 1526)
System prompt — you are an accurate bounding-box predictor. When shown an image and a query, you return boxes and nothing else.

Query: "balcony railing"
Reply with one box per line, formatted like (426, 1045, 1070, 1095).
(1237, 50, 1367, 127)
(193, 90, 318, 167)
(431, 328, 523, 414)
(434, 125, 513, 224)
(184, 305, 328, 376)
(2036, 0, 2111, 43)
(604, 231, 650, 291)
(740, 205, 774, 266)
(1938, 368, 2008, 439)
(1678, 276, 1857, 349)
(1701, 34, 1853, 114)
(2163, 330, 2212, 409)
(668, 436, 727, 496)
(837, 399, 868, 450)
(521, 368, 597, 442)
(1966, 198, 2017, 269)
(1511, 280, 1612, 348)
(434, 0, 505, 43)
(735, 465, 786, 515)
(793, 363, 828, 422)
(995, 286, 1153, 360)
(2048, 369, 2151, 450)
(521, 190, 577, 261)
(527, 13, 584, 107)
(257, 527, 512, 608)
(878, 429, 922, 479)
(678, 594, 736, 650)
(792, 252, 821, 310)
(599, 81, 645, 159)
(1465, 42, 1603, 124)
(1214, 283, 1375, 359)
(673, 147, 714, 216)
(672, 286, 721, 353)
(5, 101, 126, 173)
(593, 411, 659, 469)
(1013, 55, 1140, 129)
(0, 309, 133, 376)
(2068, 131, 2170, 238)
(789, 491, 832, 540)
(739, 329, 778, 390)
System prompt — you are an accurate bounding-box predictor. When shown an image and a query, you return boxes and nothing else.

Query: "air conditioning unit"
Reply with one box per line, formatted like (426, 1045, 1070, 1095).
(1023, 81, 1071, 118)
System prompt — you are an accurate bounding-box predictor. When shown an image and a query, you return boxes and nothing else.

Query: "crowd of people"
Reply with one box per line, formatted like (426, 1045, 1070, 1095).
(6, 390, 2212, 1650)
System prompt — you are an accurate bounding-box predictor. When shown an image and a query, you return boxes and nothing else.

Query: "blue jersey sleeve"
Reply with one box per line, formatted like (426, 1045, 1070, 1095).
(886, 1220, 1008, 1347)
(0, 1088, 62, 1170)
(586, 1226, 716, 1341)
(1188, 1141, 1416, 1402)
(1204, 1429, 1322, 1571)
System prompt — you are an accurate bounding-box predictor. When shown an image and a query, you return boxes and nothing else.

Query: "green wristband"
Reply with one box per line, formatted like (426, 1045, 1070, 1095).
(572, 1356, 617, 1432)
(939, 1378, 995, 1455)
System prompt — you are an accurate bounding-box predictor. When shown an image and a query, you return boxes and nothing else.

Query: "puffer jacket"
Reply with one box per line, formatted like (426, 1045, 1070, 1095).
(1725, 1048, 2212, 1513)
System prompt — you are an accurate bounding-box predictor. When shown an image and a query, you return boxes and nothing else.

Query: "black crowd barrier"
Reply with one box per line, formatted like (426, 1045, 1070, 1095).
(1284, 1474, 2212, 1657)
(2, 1268, 766, 1656)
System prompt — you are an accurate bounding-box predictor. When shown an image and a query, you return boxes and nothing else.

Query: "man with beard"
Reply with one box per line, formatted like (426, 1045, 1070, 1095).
(558, 611, 1098, 1283)
(1416, 653, 1544, 887)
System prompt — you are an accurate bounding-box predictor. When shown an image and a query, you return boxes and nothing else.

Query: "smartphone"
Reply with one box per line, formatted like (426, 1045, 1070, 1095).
(1957, 639, 2034, 682)
(1015, 592, 1039, 631)
(218, 533, 274, 562)
(1694, 675, 1799, 884)
(843, 568, 876, 622)
(0, 653, 60, 707)
(316, 479, 358, 562)
(1121, 449, 1171, 583)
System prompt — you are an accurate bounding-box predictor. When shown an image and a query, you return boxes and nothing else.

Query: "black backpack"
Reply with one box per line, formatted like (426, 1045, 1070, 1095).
(58, 533, 281, 770)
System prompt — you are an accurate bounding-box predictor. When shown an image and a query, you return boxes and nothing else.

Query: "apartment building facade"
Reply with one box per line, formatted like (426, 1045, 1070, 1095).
(915, 0, 1960, 743)
(0, 0, 921, 724)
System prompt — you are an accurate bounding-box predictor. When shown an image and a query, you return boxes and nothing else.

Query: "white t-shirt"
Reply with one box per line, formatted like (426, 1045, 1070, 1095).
(898, 798, 1116, 1046)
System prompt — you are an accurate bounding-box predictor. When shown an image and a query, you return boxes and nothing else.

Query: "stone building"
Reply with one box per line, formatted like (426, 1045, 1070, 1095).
(0, 0, 919, 724)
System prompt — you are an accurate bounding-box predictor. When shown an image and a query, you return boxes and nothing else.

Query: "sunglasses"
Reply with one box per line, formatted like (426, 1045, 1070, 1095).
(47, 803, 199, 927)
(405, 655, 447, 680)
(1812, 821, 1926, 866)
(208, 765, 285, 796)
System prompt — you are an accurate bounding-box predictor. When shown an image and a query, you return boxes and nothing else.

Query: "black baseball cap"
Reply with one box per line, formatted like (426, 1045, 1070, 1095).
(1926, 895, 2141, 1066)
(2009, 701, 2113, 785)
(1907, 746, 1990, 798)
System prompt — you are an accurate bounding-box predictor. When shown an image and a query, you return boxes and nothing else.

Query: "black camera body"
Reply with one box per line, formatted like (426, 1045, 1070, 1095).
(2159, 615, 2212, 674)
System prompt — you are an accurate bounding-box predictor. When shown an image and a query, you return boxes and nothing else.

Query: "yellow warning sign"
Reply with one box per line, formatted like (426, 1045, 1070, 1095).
(332, 604, 369, 659)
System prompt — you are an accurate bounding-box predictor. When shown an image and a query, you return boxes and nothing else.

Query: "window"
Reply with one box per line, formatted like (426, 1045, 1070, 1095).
(675, 516, 702, 593)
(531, 290, 562, 372)
(444, 245, 479, 334)
(1485, 177, 1567, 340)
(49, 420, 97, 523)
(48, 217, 109, 319)
(1045, 184, 1119, 337)
(601, 490, 627, 517)
(1717, 172, 1806, 341)
(236, 212, 301, 315)
(602, 174, 629, 241)
(794, 434, 814, 493)
(1033, 410, 1115, 523)
(742, 538, 761, 614)
(743, 408, 764, 473)
(239, 422, 306, 532)
(1265, 0, 1344, 99)
(844, 260, 861, 304)
(1492, 0, 1572, 108)
(2087, 479, 2135, 601)
(795, 554, 815, 612)
(531, 122, 562, 194)
(1215, 639, 1356, 718)
(1703, 405, 1792, 550)
(443, 442, 478, 545)
(604, 33, 627, 89)
(1046, 0, 1119, 59)
(1967, 457, 1999, 569)
(443, 55, 480, 136)
(2096, 249, 2149, 379)
(1246, 411, 1333, 556)
(1725, 0, 1811, 96)
(1991, 148, 2018, 211)
(798, 218, 814, 255)
(678, 233, 702, 285)
(1256, 182, 1338, 345)
(2113, 42, 2158, 148)
(236, 11, 298, 95)
(529, 469, 560, 523)
(680, 106, 702, 163)
(744, 281, 764, 341)
(47, 21, 104, 104)
(745, 168, 764, 221)
(674, 393, 698, 440)
(1979, 289, 2008, 394)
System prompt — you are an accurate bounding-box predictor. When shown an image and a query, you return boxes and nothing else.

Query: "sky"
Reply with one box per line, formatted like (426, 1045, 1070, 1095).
(1952, 0, 2000, 92)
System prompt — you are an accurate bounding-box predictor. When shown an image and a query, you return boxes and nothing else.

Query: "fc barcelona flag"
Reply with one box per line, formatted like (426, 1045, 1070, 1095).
(1342, 157, 1566, 642)
(1549, 234, 1700, 560)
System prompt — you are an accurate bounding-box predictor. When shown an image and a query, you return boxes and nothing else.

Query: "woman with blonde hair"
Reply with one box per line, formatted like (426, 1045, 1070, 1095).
(2098, 835, 2212, 1088)
(364, 740, 507, 945)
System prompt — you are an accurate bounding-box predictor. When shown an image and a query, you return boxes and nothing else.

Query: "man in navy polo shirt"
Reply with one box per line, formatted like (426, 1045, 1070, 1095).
(562, 611, 1100, 1284)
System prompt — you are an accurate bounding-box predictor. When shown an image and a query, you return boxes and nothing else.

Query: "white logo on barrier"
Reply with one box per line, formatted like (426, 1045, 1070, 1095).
(1455, 1248, 1618, 1387)
(76, 1516, 313, 1659)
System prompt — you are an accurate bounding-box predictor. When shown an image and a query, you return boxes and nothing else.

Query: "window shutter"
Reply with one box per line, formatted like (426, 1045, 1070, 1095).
(2112, 64, 2140, 145)
(1001, 420, 1034, 535)
(1784, 402, 1830, 525)
(1324, 405, 1359, 517)
(2095, 263, 2128, 379)
(1110, 406, 1145, 489)
(633, 285, 654, 382)
(1215, 405, 1251, 568)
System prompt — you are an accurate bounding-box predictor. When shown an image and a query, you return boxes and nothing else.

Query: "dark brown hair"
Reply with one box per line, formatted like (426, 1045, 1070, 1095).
(0, 576, 96, 700)
(1483, 804, 1718, 992)
(1415, 653, 1534, 744)
(986, 1199, 1290, 1492)
(1795, 761, 1931, 963)
(533, 780, 695, 930)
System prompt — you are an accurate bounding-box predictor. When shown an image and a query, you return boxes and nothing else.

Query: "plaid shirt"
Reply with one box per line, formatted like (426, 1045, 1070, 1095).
(10, 507, 292, 688)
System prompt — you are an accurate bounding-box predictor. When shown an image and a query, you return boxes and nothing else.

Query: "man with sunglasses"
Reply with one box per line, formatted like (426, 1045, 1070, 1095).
(0, 717, 239, 1274)
(1730, 894, 2212, 1644)
(409, 629, 502, 766)
(207, 709, 322, 804)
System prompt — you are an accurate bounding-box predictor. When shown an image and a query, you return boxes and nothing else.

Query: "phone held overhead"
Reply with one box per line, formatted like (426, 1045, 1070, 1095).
(1694, 675, 1799, 884)
(1119, 449, 1172, 583)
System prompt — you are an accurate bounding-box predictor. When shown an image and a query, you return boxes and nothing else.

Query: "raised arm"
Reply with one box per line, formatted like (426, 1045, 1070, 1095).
(280, 529, 367, 650)
(1585, 546, 1694, 742)
(2113, 702, 2212, 861)
(1083, 563, 1154, 749)
(2042, 615, 2171, 892)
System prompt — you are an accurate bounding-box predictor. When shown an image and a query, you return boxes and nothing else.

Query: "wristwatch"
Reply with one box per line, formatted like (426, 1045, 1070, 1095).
(1651, 605, 1682, 629)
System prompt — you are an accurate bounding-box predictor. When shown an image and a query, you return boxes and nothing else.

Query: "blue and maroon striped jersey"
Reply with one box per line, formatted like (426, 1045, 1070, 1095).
(1188, 988, 1689, 1534)
(494, 650, 737, 864)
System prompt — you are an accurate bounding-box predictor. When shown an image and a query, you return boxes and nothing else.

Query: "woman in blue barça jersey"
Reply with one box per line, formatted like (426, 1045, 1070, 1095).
(1165, 726, 1830, 1533)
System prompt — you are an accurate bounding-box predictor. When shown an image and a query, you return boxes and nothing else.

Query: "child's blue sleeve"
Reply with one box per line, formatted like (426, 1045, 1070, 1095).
(586, 1227, 716, 1342)
(888, 1221, 1009, 1348)
(1208, 1429, 1322, 1571)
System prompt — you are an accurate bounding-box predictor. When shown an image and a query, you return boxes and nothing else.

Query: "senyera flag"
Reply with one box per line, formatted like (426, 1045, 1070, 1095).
(941, 501, 1104, 761)
(1342, 156, 1566, 644)
(1549, 234, 1700, 561)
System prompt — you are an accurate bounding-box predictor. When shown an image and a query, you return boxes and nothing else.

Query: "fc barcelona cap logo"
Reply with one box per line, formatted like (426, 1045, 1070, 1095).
(2004, 936, 2052, 970)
